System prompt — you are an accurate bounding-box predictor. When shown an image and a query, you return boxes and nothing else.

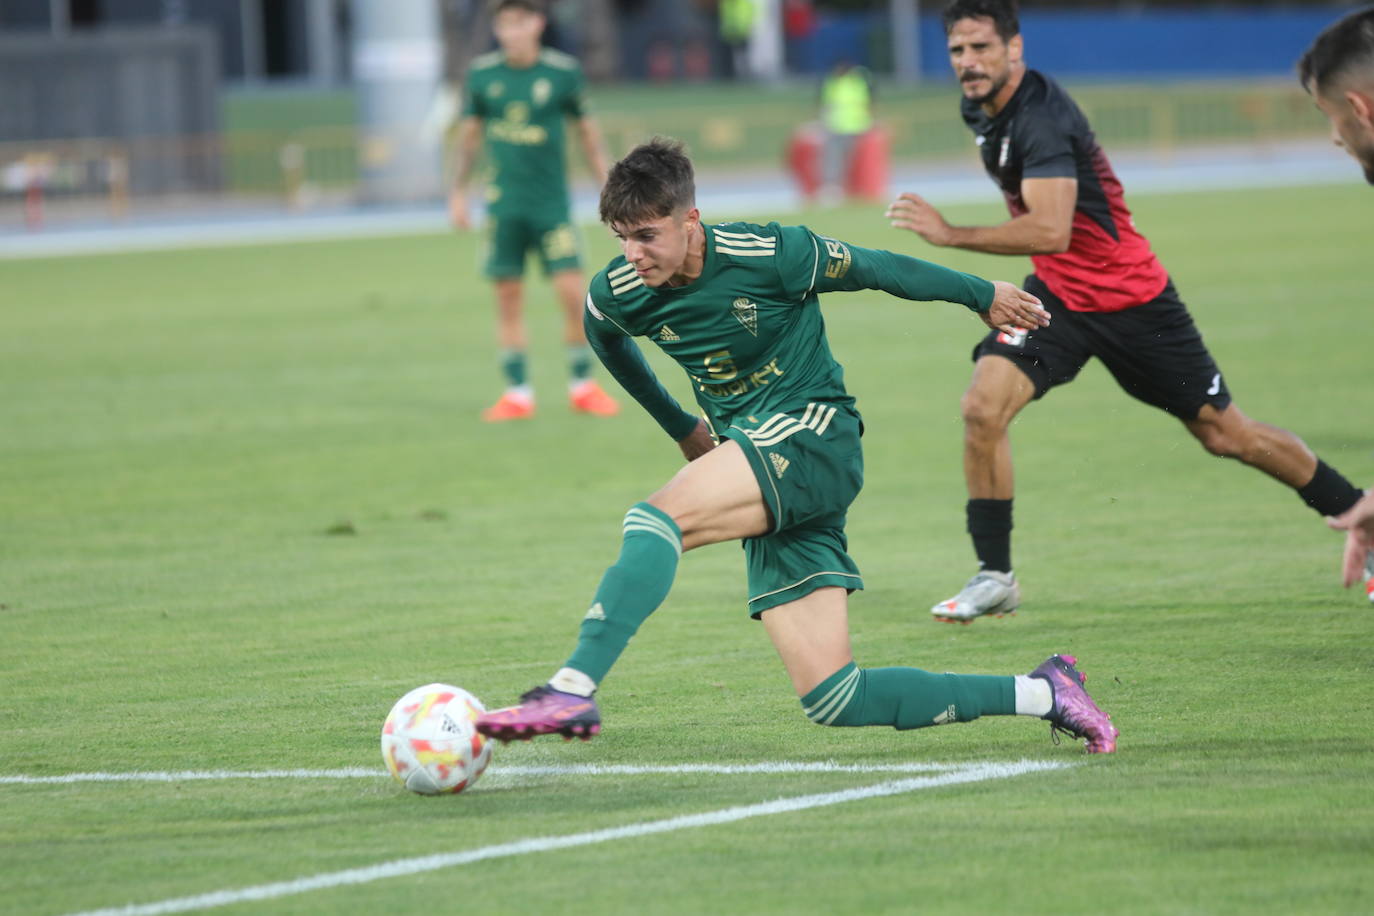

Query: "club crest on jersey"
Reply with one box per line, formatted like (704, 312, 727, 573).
(532, 78, 551, 107)
(997, 327, 1029, 347)
(732, 298, 758, 336)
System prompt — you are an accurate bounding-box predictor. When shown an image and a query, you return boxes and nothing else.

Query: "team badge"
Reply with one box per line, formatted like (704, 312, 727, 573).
(731, 298, 758, 336)
(532, 78, 551, 107)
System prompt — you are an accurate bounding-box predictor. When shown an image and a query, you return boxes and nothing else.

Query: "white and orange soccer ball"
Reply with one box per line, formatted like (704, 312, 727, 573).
(381, 683, 493, 795)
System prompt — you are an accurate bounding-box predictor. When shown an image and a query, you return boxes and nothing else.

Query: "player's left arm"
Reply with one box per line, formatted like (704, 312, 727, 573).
(574, 116, 609, 187)
(789, 227, 1048, 332)
(565, 67, 609, 186)
(886, 177, 1076, 255)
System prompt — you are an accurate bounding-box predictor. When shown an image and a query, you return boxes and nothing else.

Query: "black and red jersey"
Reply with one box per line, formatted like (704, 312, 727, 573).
(961, 69, 1169, 313)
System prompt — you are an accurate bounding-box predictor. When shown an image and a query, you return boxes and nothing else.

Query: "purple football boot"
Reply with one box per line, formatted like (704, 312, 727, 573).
(476, 685, 602, 743)
(1029, 654, 1118, 754)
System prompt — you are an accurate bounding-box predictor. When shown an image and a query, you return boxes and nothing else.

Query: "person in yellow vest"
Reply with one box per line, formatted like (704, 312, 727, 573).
(720, 0, 757, 79)
(820, 60, 874, 200)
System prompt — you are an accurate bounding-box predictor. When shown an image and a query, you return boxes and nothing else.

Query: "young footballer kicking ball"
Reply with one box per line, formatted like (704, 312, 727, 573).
(476, 137, 1118, 754)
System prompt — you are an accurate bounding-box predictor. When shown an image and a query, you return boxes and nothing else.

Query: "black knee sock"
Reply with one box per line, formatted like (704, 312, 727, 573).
(1297, 459, 1364, 517)
(966, 498, 1013, 573)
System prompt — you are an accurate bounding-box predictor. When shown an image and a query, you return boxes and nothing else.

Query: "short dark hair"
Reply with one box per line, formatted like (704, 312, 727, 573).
(1299, 6, 1374, 95)
(599, 137, 696, 227)
(489, 0, 544, 16)
(942, 0, 1019, 42)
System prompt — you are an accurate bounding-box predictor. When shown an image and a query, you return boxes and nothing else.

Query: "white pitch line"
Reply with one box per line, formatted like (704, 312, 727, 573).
(0, 768, 381, 785)
(62, 759, 1067, 916)
(2, 761, 968, 785)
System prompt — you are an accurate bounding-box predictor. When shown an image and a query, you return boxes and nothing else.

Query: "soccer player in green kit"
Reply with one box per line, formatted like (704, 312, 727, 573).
(477, 138, 1118, 753)
(449, 0, 619, 421)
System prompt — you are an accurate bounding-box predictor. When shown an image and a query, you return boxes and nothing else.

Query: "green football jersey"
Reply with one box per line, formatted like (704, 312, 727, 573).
(584, 221, 996, 438)
(462, 48, 588, 217)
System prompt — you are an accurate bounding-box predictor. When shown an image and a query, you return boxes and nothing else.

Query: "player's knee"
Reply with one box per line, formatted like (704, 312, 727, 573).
(960, 389, 1008, 437)
(801, 665, 866, 727)
(1192, 421, 1244, 459)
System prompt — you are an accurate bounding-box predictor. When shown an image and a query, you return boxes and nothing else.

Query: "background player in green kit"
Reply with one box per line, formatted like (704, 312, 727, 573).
(449, 0, 620, 421)
(476, 137, 1119, 754)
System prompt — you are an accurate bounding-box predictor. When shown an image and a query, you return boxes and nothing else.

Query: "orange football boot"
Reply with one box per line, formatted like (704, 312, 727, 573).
(569, 380, 620, 416)
(481, 391, 535, 422)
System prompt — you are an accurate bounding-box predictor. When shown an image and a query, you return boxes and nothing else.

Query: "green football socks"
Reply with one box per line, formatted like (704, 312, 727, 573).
(564, 502, 682, 685)
(801, 661, 1016, 729)
(500, 349, 528, 388)
(568, 344, 594, 382)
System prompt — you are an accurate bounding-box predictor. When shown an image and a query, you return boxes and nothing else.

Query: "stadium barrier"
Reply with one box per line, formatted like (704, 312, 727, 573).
(0, 81, 1331, 226)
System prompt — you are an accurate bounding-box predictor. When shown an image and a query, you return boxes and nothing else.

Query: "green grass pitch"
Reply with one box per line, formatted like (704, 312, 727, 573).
(2, 182, 1371, 915)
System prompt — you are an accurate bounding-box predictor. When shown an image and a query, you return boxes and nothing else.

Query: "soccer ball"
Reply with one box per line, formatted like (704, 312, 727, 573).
(381, 683, 493, 795)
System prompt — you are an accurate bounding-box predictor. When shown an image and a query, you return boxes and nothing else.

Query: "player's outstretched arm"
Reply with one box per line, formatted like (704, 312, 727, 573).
(811, 233, 1047, 329)
(1327, 491, 1374, 587)
(983, 280, 1050, 334)
(886, 177, 1076, 255)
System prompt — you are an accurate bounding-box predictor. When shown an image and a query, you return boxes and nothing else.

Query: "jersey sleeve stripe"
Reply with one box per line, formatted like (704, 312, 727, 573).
(713, 229, 777, 243)
(716, 247, 776, 258)
(608, 263, 637, 280)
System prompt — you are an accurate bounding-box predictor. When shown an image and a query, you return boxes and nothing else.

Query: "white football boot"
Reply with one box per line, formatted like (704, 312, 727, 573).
(931, 570, 1020, 624)
(1364, 549, 1374, 604)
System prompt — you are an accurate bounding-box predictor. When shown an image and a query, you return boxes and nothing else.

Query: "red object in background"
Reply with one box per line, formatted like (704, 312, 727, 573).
(25, 175, 43, 230)
(846, 126, 889, 201)
(786, 125, 889, 202)
(786, 125, 823, 199)
(784, 0, 817, 38)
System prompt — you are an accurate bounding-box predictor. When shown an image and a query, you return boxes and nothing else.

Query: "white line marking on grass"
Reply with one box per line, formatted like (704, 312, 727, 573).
(2, 760, 967, 785)
(0, 768, 381, 785)
(61, 759, 1067, 916)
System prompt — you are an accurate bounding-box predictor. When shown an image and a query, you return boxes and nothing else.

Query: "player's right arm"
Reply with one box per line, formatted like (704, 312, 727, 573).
(887, 105, 1078, 255)
(886, 177, 1076, 255)
(448, 116, 483, 231)
(583, 286, 701, 447)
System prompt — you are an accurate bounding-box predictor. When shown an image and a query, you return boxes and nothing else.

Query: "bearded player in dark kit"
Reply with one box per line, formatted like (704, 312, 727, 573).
(887, 0, 1369, 623)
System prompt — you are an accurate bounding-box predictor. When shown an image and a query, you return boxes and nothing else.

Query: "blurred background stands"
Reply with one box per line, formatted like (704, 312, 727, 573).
(0, 0, 1354, 230)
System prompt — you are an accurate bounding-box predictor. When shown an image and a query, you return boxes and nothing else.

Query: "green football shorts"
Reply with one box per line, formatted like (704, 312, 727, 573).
(483, 210, 583, 278)
(721, 402, 865, 618)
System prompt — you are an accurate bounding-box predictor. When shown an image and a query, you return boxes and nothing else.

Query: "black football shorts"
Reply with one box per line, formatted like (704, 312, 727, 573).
(973, 274, 1232, 420)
